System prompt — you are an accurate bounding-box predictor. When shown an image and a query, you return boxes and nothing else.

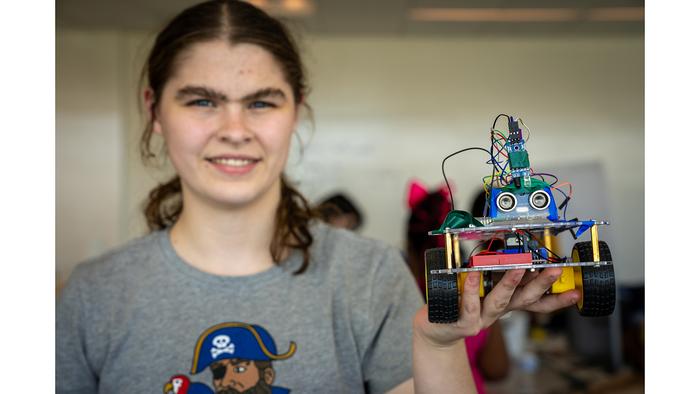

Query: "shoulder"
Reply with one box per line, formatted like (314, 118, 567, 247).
(67, 231, 166, 292)
(57, 231, 168, 341)
(310, 221, 403, 270)
(307, 221, 412, 288)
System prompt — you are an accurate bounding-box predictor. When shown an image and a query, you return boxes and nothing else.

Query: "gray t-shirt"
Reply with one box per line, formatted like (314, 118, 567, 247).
(56, 222, 424, 394)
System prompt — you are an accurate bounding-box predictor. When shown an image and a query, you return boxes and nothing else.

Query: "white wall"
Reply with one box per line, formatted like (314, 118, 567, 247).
(56, 30, 124, 284)
(56, 30, 644, 285)
(294, 36, 643, 284)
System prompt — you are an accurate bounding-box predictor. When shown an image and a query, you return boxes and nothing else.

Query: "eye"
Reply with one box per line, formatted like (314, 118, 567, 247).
(248, 101, 276, 109)
(234, 366, 247, 373)
(187, 99, 215, 107)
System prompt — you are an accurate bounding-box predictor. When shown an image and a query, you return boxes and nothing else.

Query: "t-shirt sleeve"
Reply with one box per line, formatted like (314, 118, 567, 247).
(56, 265, 99, 394)
(360, 246, 424, 393)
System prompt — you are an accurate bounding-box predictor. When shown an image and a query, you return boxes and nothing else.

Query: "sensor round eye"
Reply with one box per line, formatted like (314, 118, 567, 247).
(497, 192, 517, 212)
(529, 190, 550, 210)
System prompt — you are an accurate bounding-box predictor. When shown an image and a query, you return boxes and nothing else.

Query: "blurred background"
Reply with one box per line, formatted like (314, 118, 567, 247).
(57, 0, 644, 392)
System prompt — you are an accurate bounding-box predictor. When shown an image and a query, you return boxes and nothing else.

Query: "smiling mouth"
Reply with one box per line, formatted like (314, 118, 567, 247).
(207, 157, 260, 167)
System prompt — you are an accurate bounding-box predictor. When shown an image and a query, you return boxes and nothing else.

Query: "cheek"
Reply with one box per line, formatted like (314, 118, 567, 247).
(258, 117, 295, 161)
(162, 121, 209, 160)
(244, 366, 261, 383)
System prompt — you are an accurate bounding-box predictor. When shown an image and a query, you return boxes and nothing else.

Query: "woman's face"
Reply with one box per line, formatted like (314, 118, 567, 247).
(152, 40, 298, 210)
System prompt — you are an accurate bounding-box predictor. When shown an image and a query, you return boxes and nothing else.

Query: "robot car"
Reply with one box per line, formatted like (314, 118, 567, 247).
(425, 114, 615, 323)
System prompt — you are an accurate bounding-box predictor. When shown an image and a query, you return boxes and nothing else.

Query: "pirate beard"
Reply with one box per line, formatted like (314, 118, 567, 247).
(216, 380, 272, 394)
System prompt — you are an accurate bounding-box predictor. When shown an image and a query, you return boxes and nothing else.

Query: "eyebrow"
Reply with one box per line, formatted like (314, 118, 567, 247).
(241, 87, 287, 102)
(175, 86, 286, 103)
(176, 86, 228, 102)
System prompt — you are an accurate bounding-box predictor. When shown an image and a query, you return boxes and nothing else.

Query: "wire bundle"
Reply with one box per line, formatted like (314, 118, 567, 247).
(441, 114, 574, 220)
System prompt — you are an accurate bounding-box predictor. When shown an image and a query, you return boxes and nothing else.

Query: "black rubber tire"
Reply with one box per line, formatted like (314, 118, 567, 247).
(572, 241, 616, 317)
(425, 247, 460, 323)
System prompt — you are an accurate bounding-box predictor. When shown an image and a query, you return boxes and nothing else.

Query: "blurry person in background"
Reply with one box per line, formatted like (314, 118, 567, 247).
(316, 192, 363, 231)
(405, 180, 451, 295)
(405, 180, 510, 393)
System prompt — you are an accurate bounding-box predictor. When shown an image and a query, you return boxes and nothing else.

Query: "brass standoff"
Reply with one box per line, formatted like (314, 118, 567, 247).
(543, 228, 553, 253)
(444, 229, 453, 270)
(452, 233, 461, 269)
(591, 224, 600, 262)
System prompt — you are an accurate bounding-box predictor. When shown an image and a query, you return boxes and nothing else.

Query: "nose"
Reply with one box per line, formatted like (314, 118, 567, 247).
(216, 107, 252, 146)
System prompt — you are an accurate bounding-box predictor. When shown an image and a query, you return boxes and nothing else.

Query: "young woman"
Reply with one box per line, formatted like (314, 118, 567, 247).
(56, 1, 580, 393)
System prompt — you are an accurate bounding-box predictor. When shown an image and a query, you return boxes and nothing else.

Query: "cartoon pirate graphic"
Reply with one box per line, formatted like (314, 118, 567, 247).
(164, 322, 296, 394)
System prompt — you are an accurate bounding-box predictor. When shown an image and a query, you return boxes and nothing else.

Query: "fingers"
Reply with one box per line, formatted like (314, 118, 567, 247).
(461, 271, 482, 315)
(459, 272, 483, 334)
(481, 269, 525, 325)
(525, 290, 581, 313)
(459, 267, 578, 335)
(518, 269, 541, 287)
(508, 267, 563, 310)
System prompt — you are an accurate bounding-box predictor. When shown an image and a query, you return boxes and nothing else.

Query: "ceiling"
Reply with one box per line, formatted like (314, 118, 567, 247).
(57, 0, 644, 36)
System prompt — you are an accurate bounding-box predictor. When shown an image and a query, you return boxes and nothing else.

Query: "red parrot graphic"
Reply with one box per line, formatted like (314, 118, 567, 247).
(163, 374, 214, 394)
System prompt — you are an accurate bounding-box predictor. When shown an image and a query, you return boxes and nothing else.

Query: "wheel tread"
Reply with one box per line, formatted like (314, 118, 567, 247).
(425, 248, 460, 323)
(573, 241, 616, 317)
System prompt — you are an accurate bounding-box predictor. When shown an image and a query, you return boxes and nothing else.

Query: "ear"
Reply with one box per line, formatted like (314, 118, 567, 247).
(263, 367, 275, 385)
(407, 179, 429, 209)
(293, 94, 305, 123)
(143, 88, 162, 134)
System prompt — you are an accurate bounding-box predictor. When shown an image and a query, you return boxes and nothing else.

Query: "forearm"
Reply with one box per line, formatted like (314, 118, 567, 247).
(412, 330, 476, 394)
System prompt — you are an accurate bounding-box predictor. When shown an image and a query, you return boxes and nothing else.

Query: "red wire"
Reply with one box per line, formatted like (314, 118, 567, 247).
(492, 133, 509, 159)
(489, 236, 501, 250)
(472, 237, 504, 257)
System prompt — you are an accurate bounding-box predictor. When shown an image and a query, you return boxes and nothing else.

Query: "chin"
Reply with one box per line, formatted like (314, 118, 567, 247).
(183, 174, 281, 210)
(209, 191, 264, 208)
(212, 183, 279, 208)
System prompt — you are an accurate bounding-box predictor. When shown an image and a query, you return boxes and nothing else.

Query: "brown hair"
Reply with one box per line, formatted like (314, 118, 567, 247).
(140, 0, 317, 273)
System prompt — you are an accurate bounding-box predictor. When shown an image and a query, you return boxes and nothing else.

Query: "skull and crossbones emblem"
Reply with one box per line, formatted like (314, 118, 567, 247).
(210, 334, 235, 359)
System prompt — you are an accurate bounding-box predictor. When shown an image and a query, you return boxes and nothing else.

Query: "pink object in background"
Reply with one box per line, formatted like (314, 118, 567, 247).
(466, 328, 490, 394)
(407, 180, 430, 209)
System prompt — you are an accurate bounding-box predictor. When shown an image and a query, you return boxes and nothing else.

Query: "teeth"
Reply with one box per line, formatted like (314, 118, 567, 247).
(210, 158, 255, 167)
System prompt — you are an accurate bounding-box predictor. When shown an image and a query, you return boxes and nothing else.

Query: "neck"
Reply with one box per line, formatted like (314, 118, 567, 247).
(169, 179, 283, 276)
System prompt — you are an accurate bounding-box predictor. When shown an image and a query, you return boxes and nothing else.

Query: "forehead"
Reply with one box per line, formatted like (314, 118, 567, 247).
(167, 40, 290, 94)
